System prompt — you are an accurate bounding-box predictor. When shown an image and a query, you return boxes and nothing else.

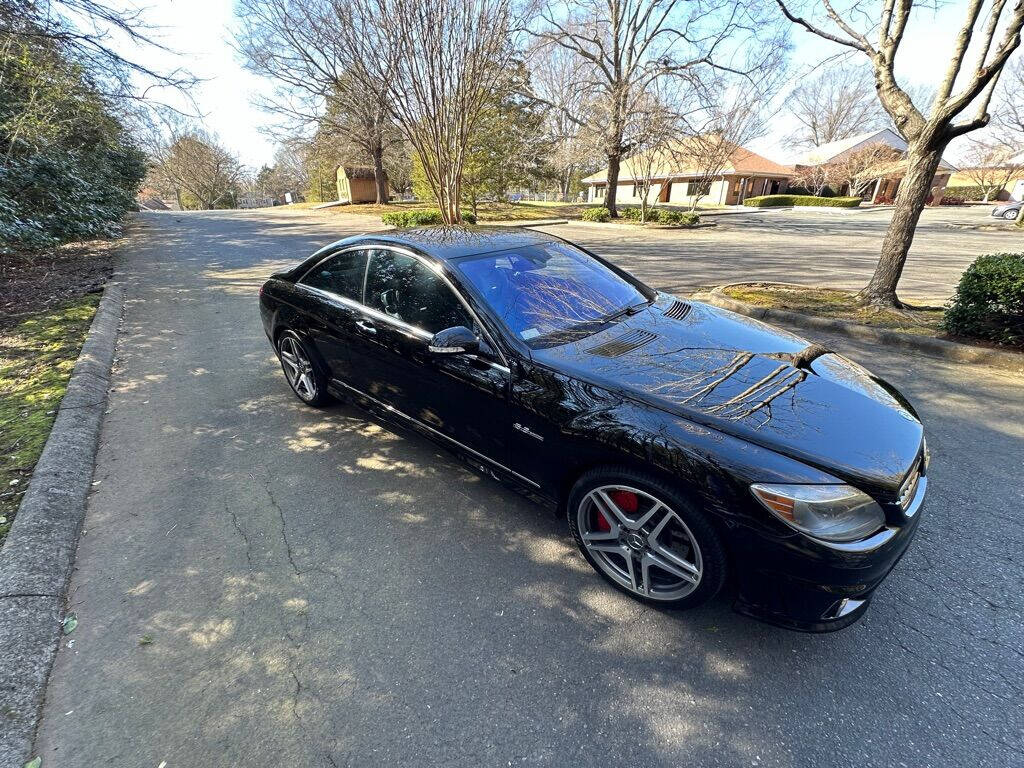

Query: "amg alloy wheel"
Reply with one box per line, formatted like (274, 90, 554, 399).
(1003, 209, 1019, 220)
(277, 332, 329, 406)
(578, 485, 702, 600)
(568, 469, 726, 609)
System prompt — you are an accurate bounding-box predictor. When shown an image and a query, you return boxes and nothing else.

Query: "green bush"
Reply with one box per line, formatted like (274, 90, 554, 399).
(620, 206, 660, 222)
(381, 209, 476, 227)
(944, 252, 1024, 346)
(742, 195, 861, 208)
(581, 207, 611, 222)
(660, 210, 700, 228)
(0, 146, 146, 252)
(942, 186, 1001, 202)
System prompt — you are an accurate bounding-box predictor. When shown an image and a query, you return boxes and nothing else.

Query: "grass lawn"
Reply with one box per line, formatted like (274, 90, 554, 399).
(722, 283, 946, 337)
(0, 294, 100, 547)
(318, 199, 591, 221)
(266, 198, 728, 222)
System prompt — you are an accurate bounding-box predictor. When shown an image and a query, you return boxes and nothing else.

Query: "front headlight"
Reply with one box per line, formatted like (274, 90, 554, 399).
(750, 483, 886, 542)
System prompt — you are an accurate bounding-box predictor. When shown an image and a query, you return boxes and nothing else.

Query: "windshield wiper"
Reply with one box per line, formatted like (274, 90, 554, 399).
(602, 298, 652, 323)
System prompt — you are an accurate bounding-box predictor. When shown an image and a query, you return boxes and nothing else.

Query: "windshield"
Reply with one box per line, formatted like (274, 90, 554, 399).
(454, 242, 648, 345)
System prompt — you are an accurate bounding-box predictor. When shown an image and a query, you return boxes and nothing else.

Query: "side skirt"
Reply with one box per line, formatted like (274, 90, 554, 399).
(327, 380, 554, 507)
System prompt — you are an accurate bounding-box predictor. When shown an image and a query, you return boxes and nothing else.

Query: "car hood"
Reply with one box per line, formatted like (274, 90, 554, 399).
(532, 298, 923, 493)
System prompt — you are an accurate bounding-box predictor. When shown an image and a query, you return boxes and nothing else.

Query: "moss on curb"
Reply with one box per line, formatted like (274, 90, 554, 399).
(0, 294, 100, 547)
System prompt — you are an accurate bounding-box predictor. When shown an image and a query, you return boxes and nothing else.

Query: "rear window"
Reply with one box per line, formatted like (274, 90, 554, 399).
(299, 249, 368, 301)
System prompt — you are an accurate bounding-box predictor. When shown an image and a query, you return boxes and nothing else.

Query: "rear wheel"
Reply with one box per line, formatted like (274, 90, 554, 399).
(568, 467, 726, 609)
(277, 330, 330, 406)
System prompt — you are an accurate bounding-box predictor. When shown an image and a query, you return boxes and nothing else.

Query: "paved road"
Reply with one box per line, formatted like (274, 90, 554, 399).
(34, 210, 1023, 768)
(539, 205, 1019, 302)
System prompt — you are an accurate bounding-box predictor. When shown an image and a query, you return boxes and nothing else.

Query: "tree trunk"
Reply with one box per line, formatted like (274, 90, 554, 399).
(439, 174, 460, 225)
(605, 151, 621, 217)
(371, 144, 389, 205)
(560, 167, 572, 202)
(857, 143, 947, 308)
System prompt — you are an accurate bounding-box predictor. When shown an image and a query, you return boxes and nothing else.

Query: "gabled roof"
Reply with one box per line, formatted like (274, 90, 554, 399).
(337, 165, 376, 180)
(581, 138, 793, 184)
(794, 128, 957, 171)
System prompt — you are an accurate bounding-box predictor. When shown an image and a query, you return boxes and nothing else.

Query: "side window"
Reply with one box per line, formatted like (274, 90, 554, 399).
(364, 250, 472, 334)
(299, 249, 368, 301)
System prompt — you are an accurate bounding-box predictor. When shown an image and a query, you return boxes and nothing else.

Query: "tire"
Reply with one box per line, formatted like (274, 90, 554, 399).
(567, 466, 727, 610)
(276, 330, 331, 407)
(1003, 209, 1019, 220)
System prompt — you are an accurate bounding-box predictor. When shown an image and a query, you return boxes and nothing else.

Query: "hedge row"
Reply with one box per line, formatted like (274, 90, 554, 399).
(941, 186, 999, 202)
(944, 252, 1024, 347)
(742, 195, 862, 208)
(381, 209, 476, 227)
(584, 207, 701, 227)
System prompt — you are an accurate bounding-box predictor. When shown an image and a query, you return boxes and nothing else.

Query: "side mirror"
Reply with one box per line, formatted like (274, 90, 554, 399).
(428, 325, 479, 355)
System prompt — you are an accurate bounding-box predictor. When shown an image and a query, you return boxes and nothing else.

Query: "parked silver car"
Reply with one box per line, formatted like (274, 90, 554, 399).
(991, 201, 1022, 220)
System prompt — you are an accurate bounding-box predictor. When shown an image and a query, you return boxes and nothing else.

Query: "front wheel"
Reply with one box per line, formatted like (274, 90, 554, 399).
(277, 330, 331, 406)
(567, 467, 726, 609)
(1003, 209, 1019, 220)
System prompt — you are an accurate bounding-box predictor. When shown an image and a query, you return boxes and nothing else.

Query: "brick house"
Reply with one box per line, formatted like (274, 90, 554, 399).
(581, 139, 794, 207)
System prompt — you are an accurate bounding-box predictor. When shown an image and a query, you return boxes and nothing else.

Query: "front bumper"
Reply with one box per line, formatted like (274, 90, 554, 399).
(731, 478, 926, 632)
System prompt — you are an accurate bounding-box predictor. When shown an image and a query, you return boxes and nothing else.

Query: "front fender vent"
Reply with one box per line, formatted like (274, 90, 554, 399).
(662, 300, 692, 321)
(587, 328, 658, 357)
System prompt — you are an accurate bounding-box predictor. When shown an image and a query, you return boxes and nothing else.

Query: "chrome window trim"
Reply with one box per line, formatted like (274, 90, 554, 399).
(296, 243, 509, 371)
(332, 378, 539, 488)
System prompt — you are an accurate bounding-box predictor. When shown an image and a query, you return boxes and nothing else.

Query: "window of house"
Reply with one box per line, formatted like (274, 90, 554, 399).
(690, 179, 712, 197)
(364, 250, 472, 334)
(299, 249, 368, 301)
(632, 183, 642, 197)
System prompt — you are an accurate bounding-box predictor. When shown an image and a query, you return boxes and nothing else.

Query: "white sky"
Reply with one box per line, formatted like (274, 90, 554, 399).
(128, 0, 1005, 169)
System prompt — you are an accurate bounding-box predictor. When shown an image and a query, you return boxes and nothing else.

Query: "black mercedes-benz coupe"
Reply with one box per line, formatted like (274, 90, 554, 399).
(259, 227, 927, 632)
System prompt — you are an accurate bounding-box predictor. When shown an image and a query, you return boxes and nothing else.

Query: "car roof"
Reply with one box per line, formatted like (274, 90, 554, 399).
(320, 226, 559, 262)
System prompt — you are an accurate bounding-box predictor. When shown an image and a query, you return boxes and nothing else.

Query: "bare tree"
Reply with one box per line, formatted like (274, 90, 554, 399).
(341, 0, 517, 224)
(787, 65, 886, 148)
(828, 141, 903, 197)
(957, 137, 1024, 201)
(775, 0, 1024, 308)
(150, 129, 244, 210)
(234, 0, 397, 203)
(530, 42, 599, 201)
(0, 0, 197, 111)
(629, 90, 680, 221)
(792, 162, 835, 196)
(535, 0, 784, 217)
(995, 56, 1024, 137)
(673, 72, 781, 209)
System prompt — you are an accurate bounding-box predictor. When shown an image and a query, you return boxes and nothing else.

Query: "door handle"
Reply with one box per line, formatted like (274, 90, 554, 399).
(355, 319, 377, 335)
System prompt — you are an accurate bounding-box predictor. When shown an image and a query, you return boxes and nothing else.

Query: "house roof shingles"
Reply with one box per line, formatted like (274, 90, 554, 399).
(793, 128, 957, 172)
(582, 138, 793, 184)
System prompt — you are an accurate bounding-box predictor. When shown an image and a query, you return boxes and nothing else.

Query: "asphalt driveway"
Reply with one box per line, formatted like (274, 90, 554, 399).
(32, 210, 1023, 767)
(541, 205, 1019, 302)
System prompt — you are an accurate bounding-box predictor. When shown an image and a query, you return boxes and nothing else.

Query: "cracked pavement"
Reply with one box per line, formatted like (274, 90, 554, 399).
(32, 208, 1023, 767)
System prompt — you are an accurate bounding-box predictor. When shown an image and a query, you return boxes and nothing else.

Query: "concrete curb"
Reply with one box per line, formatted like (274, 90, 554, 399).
(487, 218, 569, 227)
(0, 284, 124, 768)
(701, 284, 1023, 375)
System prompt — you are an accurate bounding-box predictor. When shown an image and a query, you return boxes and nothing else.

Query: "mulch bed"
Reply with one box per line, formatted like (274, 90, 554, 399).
(1, 239, 117, 329)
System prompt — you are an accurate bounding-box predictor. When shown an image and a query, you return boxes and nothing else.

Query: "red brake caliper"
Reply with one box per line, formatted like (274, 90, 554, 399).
(595, 489, 638, 532)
